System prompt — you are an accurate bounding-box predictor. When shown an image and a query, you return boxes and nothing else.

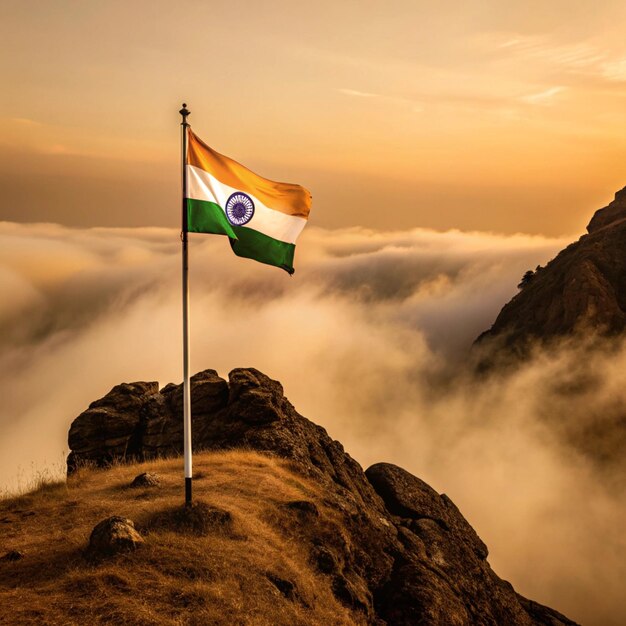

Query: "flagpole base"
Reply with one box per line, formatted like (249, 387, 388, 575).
(185, 477, 192, 505)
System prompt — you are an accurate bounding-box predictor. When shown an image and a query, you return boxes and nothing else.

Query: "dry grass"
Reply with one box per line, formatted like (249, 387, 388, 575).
(0, 450, 362, 625)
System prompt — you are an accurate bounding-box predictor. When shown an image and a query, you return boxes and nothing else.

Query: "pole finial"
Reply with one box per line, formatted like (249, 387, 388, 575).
(180, 103, 190, 124)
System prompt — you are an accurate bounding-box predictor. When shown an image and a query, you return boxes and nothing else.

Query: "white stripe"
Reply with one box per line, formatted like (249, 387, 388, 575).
(186, 165, 307, 245)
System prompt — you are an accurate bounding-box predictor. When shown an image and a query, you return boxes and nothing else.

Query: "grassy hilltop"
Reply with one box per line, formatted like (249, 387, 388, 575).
(0, 450, 356, 626)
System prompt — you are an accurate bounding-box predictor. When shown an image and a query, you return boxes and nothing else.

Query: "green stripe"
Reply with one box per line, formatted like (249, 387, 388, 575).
(230, 225, 295, 274)
(187, 198, 236, 238)
(186, 198, 296, 274)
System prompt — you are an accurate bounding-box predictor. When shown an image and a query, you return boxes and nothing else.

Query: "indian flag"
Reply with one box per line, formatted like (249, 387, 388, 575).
(184, 129, 312, 274)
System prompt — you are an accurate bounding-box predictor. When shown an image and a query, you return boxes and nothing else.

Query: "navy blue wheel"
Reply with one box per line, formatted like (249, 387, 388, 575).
(225, 192, 255, 226)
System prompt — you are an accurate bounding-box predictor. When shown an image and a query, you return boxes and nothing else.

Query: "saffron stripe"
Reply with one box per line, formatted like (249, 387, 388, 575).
(187, 129, 311, 219)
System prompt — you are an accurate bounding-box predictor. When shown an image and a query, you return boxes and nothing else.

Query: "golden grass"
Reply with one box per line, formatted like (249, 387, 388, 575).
(0, 450, 362, 625)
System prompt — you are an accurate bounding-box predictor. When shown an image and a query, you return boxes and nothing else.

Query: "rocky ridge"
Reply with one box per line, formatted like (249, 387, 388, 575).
(67, 367, 577, 625)
(477, 186, 626, 353)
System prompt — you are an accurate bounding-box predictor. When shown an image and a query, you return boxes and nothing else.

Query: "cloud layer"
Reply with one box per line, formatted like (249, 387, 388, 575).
(1, 221, 624, 625)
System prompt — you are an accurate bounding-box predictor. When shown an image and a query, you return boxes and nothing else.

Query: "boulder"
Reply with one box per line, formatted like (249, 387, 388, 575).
(67, 382, 161, 471)
(0, 550, 24, 562)
(86, 516, 144, 559)
(130, 472, 160, 488)
(366, 463, 488, 559)
(227, 368, 286, 424)
(365, 462, 577, 625)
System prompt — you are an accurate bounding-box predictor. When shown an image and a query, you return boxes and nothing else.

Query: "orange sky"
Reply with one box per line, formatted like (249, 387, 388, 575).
(2, 0, 626, 235)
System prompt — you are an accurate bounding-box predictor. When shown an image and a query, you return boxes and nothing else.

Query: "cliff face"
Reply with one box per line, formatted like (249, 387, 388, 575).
(67, 367, 577, 625)
(477, 187, 626, 353)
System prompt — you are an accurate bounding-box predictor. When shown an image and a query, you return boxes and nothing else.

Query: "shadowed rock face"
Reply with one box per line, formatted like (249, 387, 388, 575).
(587, 186, 626, 234)
(67, 367, 578, 625)
(477, 187, 626, 354)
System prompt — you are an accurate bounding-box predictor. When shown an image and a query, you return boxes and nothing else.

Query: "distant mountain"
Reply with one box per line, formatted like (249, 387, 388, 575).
(477, 187, 626, 353)
(22, 367, 579, 625)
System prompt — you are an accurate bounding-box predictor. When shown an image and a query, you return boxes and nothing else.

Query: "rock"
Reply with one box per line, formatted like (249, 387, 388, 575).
(331, 574, 370, 613)
(86, 516, 144, 559)
(227, 368, 286, 424)
(0, 550, 24, 562)
(266, 573, 298, 601)
(310, 544, 338, 574)
(587, 186, 626, 233)
(67, 381, 162, 472)
(68, 373, 229, 470)
(517, 594, 582, 626)
(364, 462, 577, 625)
(281, 500, 320, 518)
(67, 367, 579, 625)
(161, 369, 229, 417)
(130, 472, 160, 488)
(366, 463, 488, 559)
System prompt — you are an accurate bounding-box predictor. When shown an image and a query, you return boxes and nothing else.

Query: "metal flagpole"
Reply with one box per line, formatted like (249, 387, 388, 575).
(180, 103, 192, 505)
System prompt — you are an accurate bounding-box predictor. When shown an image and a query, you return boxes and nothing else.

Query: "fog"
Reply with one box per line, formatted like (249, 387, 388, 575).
(1, 221, 624, 625)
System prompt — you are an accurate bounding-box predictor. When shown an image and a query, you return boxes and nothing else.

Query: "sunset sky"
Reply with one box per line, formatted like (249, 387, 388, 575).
(3, 0, 626, 235)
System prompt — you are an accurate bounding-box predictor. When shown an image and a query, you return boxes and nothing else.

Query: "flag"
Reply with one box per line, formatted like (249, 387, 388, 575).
(184, 129, 312, 274)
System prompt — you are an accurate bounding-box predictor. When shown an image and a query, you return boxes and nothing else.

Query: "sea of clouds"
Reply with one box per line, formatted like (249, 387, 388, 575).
(1, 221, 625, 625)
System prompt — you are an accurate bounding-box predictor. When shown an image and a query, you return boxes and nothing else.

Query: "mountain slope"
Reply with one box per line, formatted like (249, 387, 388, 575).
(16, 366, 580, 625)
(477, 187, 626, 353)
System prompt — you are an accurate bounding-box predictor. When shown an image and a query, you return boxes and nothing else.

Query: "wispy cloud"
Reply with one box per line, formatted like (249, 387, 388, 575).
(337, 87, 426, 114)
(488, 33, 626, 86)
(9, 117, 43, 127)
(494, 34, 604, 70)
(601, 57, 626, 82)
(520, 86, 565, 105)
(337, 88, 379, 98)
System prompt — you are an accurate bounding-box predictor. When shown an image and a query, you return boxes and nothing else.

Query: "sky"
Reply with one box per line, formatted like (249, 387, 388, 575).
(2, 0, 626, 234)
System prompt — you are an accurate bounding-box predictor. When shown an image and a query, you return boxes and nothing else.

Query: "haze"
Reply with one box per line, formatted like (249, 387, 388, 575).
(3, 1, 626, 234)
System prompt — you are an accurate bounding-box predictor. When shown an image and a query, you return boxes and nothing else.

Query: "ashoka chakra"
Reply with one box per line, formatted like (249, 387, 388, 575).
(225, 192, 255, 226)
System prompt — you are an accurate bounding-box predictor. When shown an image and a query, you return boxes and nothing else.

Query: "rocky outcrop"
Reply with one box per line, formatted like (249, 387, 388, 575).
(67, 367, 577, 625)
(67, 371, 227, 470)
(587, 186, 626, 233)
(477, 187, 626, 354)
(366, 463, 571, 625)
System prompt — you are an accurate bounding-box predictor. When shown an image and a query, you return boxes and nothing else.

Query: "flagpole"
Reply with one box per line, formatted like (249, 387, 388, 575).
(180, 102, 192, 505)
